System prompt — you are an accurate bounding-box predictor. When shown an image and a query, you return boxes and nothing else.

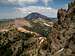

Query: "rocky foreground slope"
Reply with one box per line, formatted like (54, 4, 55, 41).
(48, 1, 75, 56)
(0, 1, 75, 56)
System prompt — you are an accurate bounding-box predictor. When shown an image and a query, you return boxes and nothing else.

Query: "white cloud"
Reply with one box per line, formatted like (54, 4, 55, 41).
(0, 0, 57, 19)
(0, 0, 53, 6)
(0, 0, 38, 5)
(8, 0, 38, 3)
(0, 6, 57, 19)
(16, 6, 57, 17)
(0, 0, 53, 8)
(42, 0, 53, 7)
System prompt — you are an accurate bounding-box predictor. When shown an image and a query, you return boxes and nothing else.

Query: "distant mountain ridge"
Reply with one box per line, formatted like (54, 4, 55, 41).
(25, 12, 51, 20)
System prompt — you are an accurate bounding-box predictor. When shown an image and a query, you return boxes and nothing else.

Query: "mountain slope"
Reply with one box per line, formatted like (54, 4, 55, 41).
(25, 12, 51, 20)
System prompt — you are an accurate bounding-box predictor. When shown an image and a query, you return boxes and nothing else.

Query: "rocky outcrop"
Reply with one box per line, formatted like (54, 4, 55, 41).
(57, 8, 66, 25)
(48, 1, 75, 56)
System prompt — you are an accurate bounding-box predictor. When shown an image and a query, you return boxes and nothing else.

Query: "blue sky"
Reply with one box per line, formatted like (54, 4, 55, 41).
(0, 0, 70, 19)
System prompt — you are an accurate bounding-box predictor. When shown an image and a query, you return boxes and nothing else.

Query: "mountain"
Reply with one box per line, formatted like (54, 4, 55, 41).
(0, 1, 75, 56)
(25, 12, 51, 20)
